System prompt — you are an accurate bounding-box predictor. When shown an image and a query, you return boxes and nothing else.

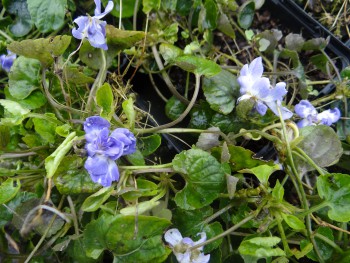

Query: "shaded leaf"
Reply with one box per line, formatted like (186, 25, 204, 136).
(173, 149, 226, 210)
(96, 83, 114, 120)
(54, 156, 101, 194)
(202, 69, 239, 114)
(3, 0, 32, 37)
(317, 173, 350, 222)
(8, 56, 41, 99)
(165, 96, 186, 120)
(27, 0, 66, 33)
(174, 55, 221, 77)
(81, 187, 114, 212)
(295, 125, 343, 173)
(238, 1, 255, 29)
(138, 134, 162, 156)
(0, 178, 21, 205)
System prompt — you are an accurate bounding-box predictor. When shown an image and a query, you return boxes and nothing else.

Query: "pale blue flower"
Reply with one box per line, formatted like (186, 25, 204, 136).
(164, 228, 210, 263)
(0, 50, 16, 72)
(295, 100, 341, 128)
(237, 57, 293, 120)
(72, 0, 114, 50)
(84, 116, 136, 187)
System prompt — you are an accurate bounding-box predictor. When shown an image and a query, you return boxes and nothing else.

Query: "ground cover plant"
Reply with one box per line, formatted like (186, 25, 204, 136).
(1, 0, 350, 262)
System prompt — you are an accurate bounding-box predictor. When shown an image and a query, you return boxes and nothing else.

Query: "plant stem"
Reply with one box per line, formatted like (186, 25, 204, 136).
(151, 45, 190, 105)
(85, 49, 107, 113)
(315, 232, 344, 254)
(276, 215, 291, 255)
(293, 147, 326, 175)
(137, 74, 201, 133)
(119, 163, 173, 170)
(190, 213, 256, 251)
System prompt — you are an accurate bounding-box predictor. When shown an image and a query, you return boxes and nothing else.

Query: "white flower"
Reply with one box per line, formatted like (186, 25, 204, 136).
(164, 228, 210, 263)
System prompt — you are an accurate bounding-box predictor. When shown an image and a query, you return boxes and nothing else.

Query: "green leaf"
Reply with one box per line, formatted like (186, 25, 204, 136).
(317, 173, 350, 222)
(5, 88, 46, 110)
(103, 0, 136, 18)
(8, 56, 41, 100)
(0, 192, 36, 228)
(122, 97, 136, 130)
(189, 101, 213, 129)
(67, 239, 97, 263)
(3, 0, 33, 37)
(106, 25, 145, 51)
(126, 149, 146, 166)
(240, 164, 280, 186)
(159, 43, 184, 64)
(121, 179, 158, 201)
(198, 0, 218, 31)
(55, 124, 71, 137)
(45, 132, 77, 178)
(173, 149, 226, 210)
(165, 96, 186, 121)
(54, 156, 101, 194)
(0, 99, 30, 125)
(33, 113, 58, 144)
(300, 227, 334, 261)
(63, 67, 95, 86)
(8, 35, 71, 66)
(106, 215, 171, 262)
(238, 1, 255, 29)
(239, 236, 286, 258)
(142, 0, 161, 13)
(138, 134, 162, 156)
(12, 198, 64, 237)
(120, 200, 160, 215)
(96, 83, 114, 120)
(285, 33, 305, 51)
(281, 214, 305, 230)
(217, 13, 236, 39)
(202, 69, 239, 114)
(83, 214, 118, 259)
(295, 125, 343, 173)
(272, 180, 284, 202)
(81, 187, 114, 212)
(280, 49, 305, 80)
(203, 222, 223, 253)
(226, 145, 275, 172)
(27, 0, 67, 33)
(173, 206, 213, 234)
(302, 37, 328, 51)
(176, 0, 192, 16)
(0, 178, 21, 205)
(174, 55, 222, 77)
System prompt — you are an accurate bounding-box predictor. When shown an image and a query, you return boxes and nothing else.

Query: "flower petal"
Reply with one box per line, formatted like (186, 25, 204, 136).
(84, 155, 119, 187)
(94, 0, 114, 19)
(110, 128, 137, 155)
(317, 108, 341, 125)
(248, 56, 264, 79)
(295, 100, 317, 118)
(84, 116, 110, 142)
(192, 253, 210, 263)
(164, 228, 183, 247)
(255, 101, 268, 116)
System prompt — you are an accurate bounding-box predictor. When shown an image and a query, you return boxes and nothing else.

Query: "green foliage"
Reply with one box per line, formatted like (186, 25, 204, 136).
(165, 96, 186, 120)
(2, 0, 33, 37)
(174, 55, 222, 77)
(172, 149, 226, 209)
(202, 70, 239, 114)
(238, 1, 255, 29)
(138, 134, 162, 156)
(81, 187, 114, 212)
(8, 56, 41, 100)
(27, 0, 66, 33)
(96, 83, 114, 119)
(317, 173, 350, 222)
(0, 178, 21, 205)
(8, 36, 71, 66)
(238, 236, 286, 259)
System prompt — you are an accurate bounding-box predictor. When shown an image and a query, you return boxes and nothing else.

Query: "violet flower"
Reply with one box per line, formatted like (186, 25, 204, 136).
(0, 50, 16, 72)
(84, 116, 136, 187)
(164, 228, 210, 263)
(294, 100, 341, 128)
(72, 0, 114, 50)
(237, 57, 293, 120)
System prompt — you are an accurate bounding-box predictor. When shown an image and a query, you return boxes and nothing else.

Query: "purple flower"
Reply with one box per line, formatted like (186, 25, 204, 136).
(295, 100, 341, 128)
(83, 116, 137, 187)
(164, 228, 210, 263)
(0, 50, 16, 72)
(72, 0, 114, 50)
(111, 128, 137, 155)
(237, 57, 293, 120)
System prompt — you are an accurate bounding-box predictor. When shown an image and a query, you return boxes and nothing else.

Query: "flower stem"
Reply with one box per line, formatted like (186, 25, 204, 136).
(119, 163, 173, 170)
(138, 74, 201, 133)
(190, 213, 256, 251)
(86, 49, 107, 113)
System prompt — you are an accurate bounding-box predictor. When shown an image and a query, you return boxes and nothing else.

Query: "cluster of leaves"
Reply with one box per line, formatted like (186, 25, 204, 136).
(1, 0, 350, 263)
